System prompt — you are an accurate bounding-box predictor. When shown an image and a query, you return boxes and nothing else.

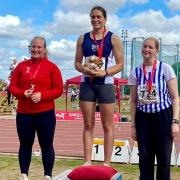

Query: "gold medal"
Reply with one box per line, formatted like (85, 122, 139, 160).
(30, 84, 35, 90)
(147, 94, 152, 100)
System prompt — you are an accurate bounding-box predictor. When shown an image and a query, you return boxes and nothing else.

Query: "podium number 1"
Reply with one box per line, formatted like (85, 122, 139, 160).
(94, 144, 122, 156)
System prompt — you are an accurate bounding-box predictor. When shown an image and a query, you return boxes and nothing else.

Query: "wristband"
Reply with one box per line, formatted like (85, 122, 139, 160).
(172, 119, 179, 124)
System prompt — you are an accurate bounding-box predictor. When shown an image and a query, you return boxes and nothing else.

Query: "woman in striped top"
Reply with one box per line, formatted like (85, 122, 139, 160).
(128, 37, 179, 180)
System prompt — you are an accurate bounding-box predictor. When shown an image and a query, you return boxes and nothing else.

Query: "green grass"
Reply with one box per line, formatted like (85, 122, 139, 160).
(55, 96, 131, 118)
(55, 95, 80, 111)
(1, 96, 179, 179)
(0, 154, 180, 180)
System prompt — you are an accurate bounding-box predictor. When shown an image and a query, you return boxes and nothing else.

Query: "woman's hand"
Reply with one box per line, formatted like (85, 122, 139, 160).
(91, 69, 106, 78)
(24, 89, 33, 98)
(171, 123, 180, 137)
(31, 92, 41, 103)
(131, 126, 137, 141)
(84, 67, 96, 77)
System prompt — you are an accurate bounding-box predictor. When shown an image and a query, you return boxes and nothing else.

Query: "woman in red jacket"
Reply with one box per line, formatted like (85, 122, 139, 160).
(9, 36, 63, 180)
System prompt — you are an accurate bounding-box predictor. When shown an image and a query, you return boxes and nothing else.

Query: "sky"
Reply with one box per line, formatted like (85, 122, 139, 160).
(0, 0, 180, 81)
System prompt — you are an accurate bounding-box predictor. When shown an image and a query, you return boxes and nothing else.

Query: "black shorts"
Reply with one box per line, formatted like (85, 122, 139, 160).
(79, 83, 115, 103)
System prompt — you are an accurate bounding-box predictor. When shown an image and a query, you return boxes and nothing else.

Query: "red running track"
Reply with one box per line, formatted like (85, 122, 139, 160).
(0, 117, 180, 158)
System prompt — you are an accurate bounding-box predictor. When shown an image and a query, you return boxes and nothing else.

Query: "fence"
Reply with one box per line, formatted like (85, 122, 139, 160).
(121, 37, 180, 94)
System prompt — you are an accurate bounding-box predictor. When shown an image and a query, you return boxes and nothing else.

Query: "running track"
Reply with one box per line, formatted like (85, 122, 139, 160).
(0, 116, 180, 158)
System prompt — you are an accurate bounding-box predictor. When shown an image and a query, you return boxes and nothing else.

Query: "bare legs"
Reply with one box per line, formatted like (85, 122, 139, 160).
(80, 101, 115, 165)
(80, 101, 96, 163)
(100, 103, 115, 165)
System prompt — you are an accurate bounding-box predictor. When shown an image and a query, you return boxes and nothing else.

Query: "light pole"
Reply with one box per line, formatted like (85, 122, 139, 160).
(159, 38, 162, 61)
(121, 29, 128, 78)
(176, 44, 179, 87)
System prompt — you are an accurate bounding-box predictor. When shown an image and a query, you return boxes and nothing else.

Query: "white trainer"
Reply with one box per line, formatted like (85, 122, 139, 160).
(44, 175, 51, 180)
(102, 163, 110, 167)
(83, 161, 92, 166)
(19, 174, 28, 180)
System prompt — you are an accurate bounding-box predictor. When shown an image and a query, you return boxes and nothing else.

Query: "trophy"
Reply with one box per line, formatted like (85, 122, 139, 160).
(84, 55, 103, 70)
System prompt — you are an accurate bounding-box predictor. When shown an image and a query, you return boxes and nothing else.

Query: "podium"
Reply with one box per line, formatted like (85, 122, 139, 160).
(53, 166, 122, 180)
(129, 141, 139, 164)
(177, 151, 180, 166)
(53, 170, 71, 180)
(91, 138, 131, 163)
(130, 141, 177, 165)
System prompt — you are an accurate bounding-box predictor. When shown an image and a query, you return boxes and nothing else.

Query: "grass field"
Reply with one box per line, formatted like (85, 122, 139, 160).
(1, 95, 180, 179)
(55, 95, 132, 121)
(0, 154, 180, 180)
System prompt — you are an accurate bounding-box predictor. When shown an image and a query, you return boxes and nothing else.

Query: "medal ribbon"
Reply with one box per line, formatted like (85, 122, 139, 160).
(30, 60, 42, 85)
(92, 28, 106, 60)
(142, 60, 157, 94)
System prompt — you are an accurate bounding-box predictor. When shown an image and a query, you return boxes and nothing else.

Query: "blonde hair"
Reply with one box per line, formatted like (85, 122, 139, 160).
(30, 36, 49, 58)
(144, 37, 159, 52)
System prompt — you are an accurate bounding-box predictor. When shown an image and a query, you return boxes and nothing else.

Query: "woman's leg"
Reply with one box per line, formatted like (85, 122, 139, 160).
(16, 113, 36, 175)
(36, 110, 56, 177)
(80, 101, 96, 163)
(136, 110, 155, 180)
(100, 103, 115, 165)
(155, 107, 173, 180)
(97, 84, 115, 165)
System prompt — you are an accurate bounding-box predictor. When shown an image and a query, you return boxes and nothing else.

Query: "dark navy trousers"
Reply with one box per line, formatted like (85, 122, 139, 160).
(135, 107, 173, 180)
(16, 109, 56, 176)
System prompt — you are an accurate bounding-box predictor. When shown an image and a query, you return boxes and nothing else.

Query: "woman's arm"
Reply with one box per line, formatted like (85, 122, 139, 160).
(130, 85, 138, 140)
(106, 34, 124, 76)
(74, 35, 85, 73)
(74, 35, 94, 76)
(9, 63, 25, 98)
(40, 64, 63, 101)
(130, 85, 138, 126)
(167, 77, 179, 137)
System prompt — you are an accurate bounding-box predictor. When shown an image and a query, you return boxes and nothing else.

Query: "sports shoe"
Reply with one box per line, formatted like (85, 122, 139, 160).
(83, 161, 92, 166)
(44, 175, 51, 180)
(19, 174, 28, 180)
(102, 163, 110, 167)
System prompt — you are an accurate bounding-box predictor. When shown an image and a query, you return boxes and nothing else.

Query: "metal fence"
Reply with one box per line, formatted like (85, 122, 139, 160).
(121, 38, 180, 94)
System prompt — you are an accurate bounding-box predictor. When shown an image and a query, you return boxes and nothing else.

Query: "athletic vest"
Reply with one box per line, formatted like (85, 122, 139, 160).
(135, 61, 173, 113)
(81, 31, 114, 84)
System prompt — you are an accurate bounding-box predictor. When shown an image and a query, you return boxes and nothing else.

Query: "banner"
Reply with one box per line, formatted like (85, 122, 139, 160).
(56, 110, 120, 122)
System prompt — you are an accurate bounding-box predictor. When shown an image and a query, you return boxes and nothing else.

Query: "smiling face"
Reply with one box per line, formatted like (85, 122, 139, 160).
(142, 38, 159, 63)
(30, 37, 46, 59)
(90, 9, 107, 31)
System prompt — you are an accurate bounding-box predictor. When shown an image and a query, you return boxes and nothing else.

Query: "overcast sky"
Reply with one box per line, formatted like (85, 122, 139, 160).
(0, 0, 180, 81)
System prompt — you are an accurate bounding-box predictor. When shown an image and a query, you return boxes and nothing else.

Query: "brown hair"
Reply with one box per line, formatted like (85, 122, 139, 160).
(90, 6, 107, 18)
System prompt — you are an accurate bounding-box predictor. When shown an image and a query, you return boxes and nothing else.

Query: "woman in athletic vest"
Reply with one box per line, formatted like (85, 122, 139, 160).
(74, 6, 124, 166)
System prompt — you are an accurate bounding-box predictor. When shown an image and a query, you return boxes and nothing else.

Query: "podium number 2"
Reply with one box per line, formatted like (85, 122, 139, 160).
(94, 144, 122, 156)
(115, 146, 122, 156)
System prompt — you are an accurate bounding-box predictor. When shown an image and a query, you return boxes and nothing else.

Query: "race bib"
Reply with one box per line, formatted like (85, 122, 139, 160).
(138, 85, 159, 104)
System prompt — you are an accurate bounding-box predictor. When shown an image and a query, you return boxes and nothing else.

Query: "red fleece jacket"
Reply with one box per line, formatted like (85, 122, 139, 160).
(9, 58, 63, 113)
